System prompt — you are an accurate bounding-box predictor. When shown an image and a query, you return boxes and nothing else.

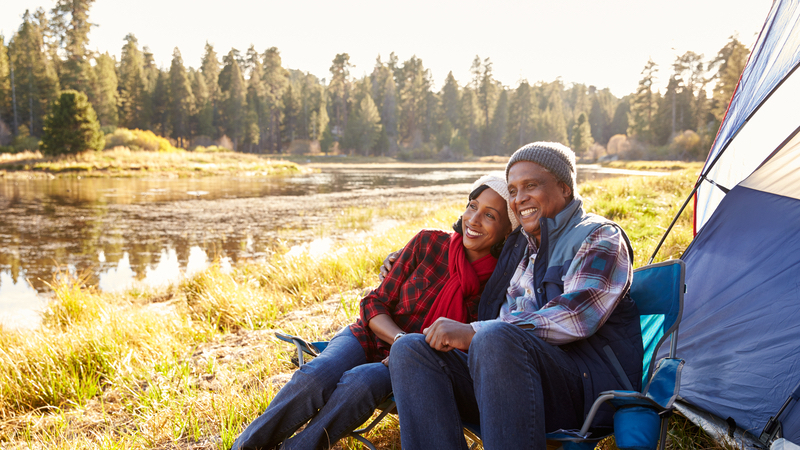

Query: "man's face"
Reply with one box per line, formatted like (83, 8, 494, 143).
(507, 161, 572, 243)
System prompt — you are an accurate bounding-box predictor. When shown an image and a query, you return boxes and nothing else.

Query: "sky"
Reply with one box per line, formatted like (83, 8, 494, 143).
(2, 0, 772, 97)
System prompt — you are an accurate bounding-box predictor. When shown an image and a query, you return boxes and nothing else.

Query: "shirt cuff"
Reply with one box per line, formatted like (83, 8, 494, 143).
(471, 320, 493, 333)
(361, 303, 391, 324)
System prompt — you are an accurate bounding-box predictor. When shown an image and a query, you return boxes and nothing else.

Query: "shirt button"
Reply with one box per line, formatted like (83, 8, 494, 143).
(514, 244, 518, 248)
(537, 288, 543, 293)
(584, 373, 589, 378)
(525, 288, 532, 295)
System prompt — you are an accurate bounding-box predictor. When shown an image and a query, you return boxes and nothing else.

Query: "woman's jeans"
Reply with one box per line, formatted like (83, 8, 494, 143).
(232, 327, 392, 450)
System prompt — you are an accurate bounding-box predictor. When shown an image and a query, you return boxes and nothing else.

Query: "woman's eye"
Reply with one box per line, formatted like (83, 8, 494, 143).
(486, 213, 495, 220)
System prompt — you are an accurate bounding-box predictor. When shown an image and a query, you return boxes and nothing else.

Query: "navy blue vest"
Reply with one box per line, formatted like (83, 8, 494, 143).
(477, 198, 643, 427)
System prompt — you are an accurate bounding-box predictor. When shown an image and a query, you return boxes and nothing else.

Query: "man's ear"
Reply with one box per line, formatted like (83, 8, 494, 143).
(559, 181, 572, 200)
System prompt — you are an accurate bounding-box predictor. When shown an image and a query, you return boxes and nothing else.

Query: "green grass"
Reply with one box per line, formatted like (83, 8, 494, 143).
(0, 166, 717, 449)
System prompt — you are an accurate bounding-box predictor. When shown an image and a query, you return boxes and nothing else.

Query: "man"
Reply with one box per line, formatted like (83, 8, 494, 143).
(388, 142, 643, 450)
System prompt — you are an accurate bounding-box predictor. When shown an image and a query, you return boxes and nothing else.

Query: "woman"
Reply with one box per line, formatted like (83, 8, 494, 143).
(232, 175, 518, 450)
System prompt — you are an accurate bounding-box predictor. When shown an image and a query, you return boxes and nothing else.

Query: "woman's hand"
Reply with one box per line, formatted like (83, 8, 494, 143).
(423, 318, 475, 352)
(378, 250, 401, 281)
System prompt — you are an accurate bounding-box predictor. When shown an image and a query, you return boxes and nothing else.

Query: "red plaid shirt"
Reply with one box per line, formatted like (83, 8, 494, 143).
(350, 229, 484, 362)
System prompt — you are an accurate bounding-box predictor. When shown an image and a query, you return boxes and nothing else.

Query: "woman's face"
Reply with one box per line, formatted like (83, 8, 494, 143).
(461, 188, 512, 262)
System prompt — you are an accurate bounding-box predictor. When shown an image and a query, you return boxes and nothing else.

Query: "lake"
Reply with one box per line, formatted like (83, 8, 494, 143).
(0, 163, 657, 328)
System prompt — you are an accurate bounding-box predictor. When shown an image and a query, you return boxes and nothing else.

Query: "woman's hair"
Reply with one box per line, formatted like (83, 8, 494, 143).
(452, 184, 507, 258)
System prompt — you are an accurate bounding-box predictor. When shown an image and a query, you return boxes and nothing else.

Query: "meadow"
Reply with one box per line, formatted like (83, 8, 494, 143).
(0, 162, 728, 450)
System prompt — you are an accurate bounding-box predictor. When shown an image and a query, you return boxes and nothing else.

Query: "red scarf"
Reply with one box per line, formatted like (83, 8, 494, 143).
(421, 232, 498, 329)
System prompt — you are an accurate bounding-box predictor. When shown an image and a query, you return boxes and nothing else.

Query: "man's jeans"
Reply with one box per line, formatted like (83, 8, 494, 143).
(389, 321, 585, 450)
(232, 327, 392, 450)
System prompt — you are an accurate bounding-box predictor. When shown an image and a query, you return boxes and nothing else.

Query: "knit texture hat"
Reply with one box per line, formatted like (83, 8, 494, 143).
(505, 142, 576, 195)
(471, 174, 520, 231)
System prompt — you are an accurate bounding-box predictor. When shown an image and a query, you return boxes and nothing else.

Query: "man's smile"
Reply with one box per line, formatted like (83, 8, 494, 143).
(519, 207, 538, 217)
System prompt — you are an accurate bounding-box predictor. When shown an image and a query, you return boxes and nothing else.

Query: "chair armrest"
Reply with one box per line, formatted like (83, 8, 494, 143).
(275, 331, 328, 366)
(643, 358, 684, 409)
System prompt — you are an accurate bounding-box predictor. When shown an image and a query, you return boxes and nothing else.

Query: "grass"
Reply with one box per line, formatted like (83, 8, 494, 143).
(0, 147, 303, 178)
(0, 166, 724, 449)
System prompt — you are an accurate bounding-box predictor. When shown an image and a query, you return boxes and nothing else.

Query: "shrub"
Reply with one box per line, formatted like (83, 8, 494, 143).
(104, 127, 178, 152)
(396, 143, 439, 161)
(41, 90, 104, 156)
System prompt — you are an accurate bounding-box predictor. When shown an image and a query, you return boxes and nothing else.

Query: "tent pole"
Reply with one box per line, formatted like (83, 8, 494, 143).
(647, 178, 703, 265)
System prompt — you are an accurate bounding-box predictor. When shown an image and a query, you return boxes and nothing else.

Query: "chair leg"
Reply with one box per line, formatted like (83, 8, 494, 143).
(347, 401, 398, 449)
(657, 415, 670, 450)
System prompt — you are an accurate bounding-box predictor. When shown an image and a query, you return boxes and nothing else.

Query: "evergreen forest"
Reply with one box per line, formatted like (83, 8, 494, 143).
(0, 0, 751, 160)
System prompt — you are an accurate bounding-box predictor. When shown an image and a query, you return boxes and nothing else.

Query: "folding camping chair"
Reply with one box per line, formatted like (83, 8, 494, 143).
(464, 259, 686, 450)
(274, 332, 396, 450)
(278, 260, 686, 450)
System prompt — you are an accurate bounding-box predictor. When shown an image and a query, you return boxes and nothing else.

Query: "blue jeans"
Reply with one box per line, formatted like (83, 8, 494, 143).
(232, 327, 392, 450)
(388, 321, 585, 450)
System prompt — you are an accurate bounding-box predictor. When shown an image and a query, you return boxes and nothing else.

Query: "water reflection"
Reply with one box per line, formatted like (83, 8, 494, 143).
(0, 270, 45, 329)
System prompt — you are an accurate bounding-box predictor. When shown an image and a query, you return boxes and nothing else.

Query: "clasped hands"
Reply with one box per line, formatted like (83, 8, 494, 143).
(382, 317, 475, 366)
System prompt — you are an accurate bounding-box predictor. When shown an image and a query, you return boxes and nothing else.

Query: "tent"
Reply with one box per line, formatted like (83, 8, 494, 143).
(655, 0, 800, 446)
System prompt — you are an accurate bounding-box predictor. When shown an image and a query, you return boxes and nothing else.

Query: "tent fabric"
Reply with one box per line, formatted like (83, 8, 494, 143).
(663, 184, 800, 441)
(695, 0, 800, 231)
(740, 128, 800, 200)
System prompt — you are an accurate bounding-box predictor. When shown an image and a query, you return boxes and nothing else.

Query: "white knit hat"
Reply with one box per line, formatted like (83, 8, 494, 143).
(470, 174, 520, 231)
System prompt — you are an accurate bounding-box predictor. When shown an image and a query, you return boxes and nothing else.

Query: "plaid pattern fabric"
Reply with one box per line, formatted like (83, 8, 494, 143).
(473, 224, 631, 345)
(351, 229, 482, 362)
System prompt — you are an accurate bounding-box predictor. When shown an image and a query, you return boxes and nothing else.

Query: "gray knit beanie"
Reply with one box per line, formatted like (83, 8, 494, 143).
(505, 142, 576, 195)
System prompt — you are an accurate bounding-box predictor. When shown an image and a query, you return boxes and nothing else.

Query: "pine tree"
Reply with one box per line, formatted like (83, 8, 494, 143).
(628, 59, 659, 144)
(537, 81, 568, 144)
(472, 56, 498, 154)
(190, 68, 213, 138)
(398, 55, 431, 147)
(507, 80, 535, 150)
(459, 88, 478, 152)
(441, 72, 460, 127)
(571, 112, 594, 156)
(200, 42, 221, 137)
(150, 69, 169, 136)
(346, 93, 382, 155)
(169, 48, 194, 148)
(7, 11, 60, 136)
(0, 35, 11, 129)
(244, 46, 265, 151)
(328, 53, 352, 144)
(710, 36, 749, 125)
(588, 89, 614, 145)
(42, 89, 104, 155)
(219, 49, 247, 150)
(118, 34, 147, 129)
(489, 89, 509, 155)
(282, 81, 300, 144)
(52, 0, 96, 99)
(93, 52, 118, 127)
(262, 47, 288, 153)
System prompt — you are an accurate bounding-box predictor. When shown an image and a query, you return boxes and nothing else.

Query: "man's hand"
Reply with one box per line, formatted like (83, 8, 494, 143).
(423, 318, 476, 352)
(378, 250, 401, 281)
